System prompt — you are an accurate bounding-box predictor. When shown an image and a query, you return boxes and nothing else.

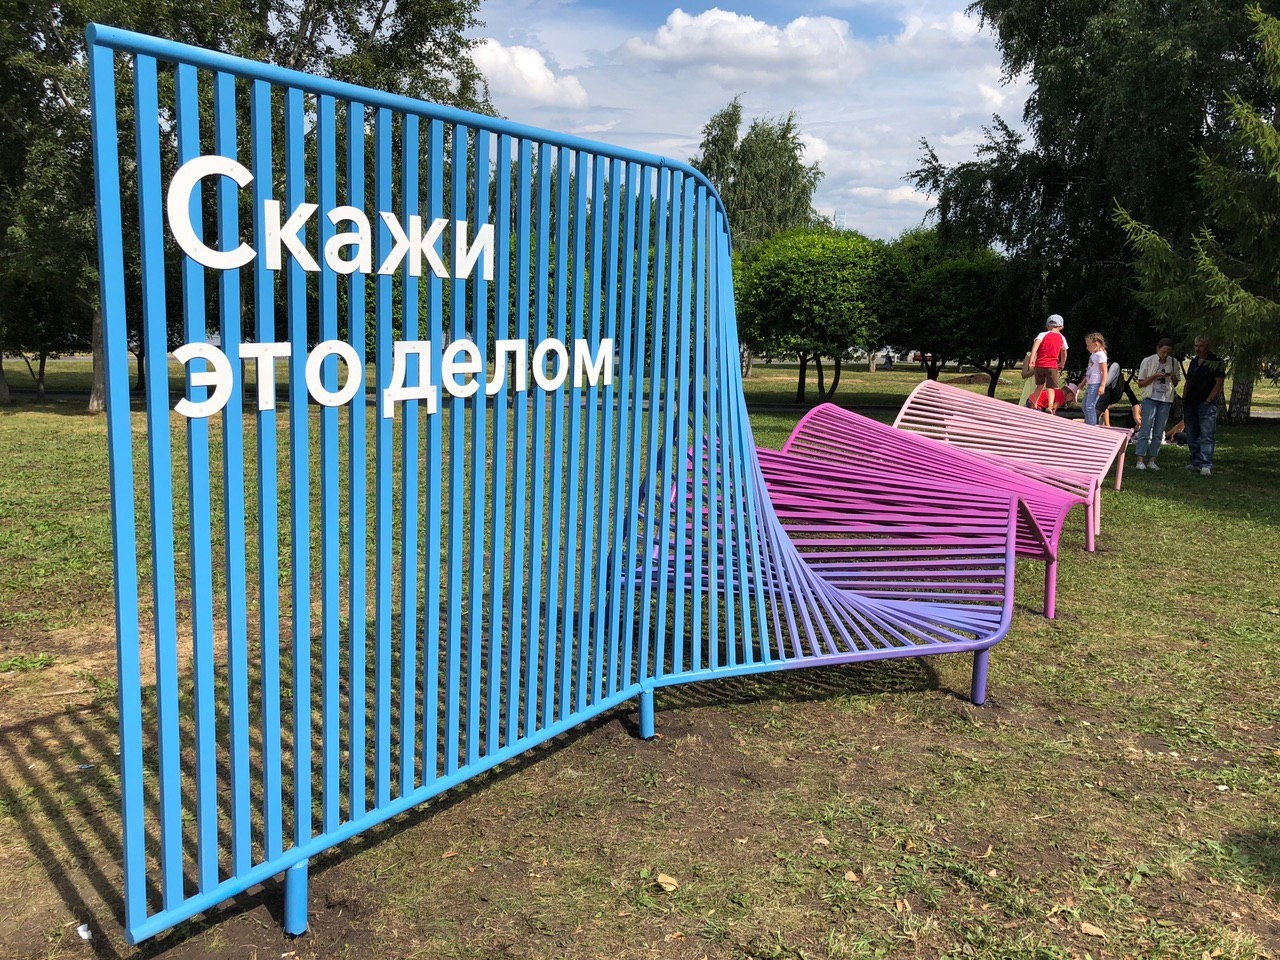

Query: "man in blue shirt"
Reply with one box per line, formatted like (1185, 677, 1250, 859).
(1182, 336, 1227, 475)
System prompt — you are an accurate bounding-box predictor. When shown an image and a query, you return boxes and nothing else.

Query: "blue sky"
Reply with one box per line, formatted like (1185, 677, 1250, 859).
(468, 1, 1031, 239)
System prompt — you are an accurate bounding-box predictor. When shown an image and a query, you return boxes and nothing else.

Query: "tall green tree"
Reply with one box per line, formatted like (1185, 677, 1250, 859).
(691, 96, 825, 258)
(0, 0, 490, 408)
(1119, 6, 1280, 421)
(908, 0, 1280, 380)
(880, 228, 1032, 394)
(737, 229, 885, 402)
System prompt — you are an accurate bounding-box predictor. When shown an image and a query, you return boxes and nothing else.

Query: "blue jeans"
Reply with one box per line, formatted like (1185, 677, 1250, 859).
(1083, 382, 1102, 425)
(1135, 397, 1172, 459)
(1185, 402, 1218, 468)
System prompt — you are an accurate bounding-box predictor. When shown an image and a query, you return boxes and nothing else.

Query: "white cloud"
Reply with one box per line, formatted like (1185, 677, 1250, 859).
(620, 9, 862, 86)
(850, 185, 931, 206)
(469, 3, 1033, 239)
(799, 132, 829, 167)
(472, 39, 589, 108)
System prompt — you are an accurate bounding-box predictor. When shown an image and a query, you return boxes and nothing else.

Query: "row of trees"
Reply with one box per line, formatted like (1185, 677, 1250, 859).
(687, 96, 1062, 402)
(0, 0, 491, 406)
(736, 226, 1033, 401)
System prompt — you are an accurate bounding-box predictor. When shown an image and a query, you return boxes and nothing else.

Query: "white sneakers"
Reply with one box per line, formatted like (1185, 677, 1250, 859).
(1136, 460, 1145, 471)
(1136, 460, 1159, 471)
(1200, 466, 1212, 476)
(1147, 461, 1159, 471)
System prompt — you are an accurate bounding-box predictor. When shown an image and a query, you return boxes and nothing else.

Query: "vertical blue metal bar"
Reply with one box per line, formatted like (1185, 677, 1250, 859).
(250, 77, 283, 864)
(444, 123, 468, 775)
(545, 145, 571, 722)
(466, 130, 490, 767)
(317, 94, 341, 833)
(639, 167, 669, 684)
(422, 118, 445, 783)
(508, 138, 533, 743)
(654, 171, 684, 681)
(596, 158, 622, 698)
(527, 144, 552, 734)
(620, 164, 648, 691)
(346, 102, 368, 821)
(671, 176, 695, 676)
(214, 70, 251, 875)
(720, 224, 756, 666)
(399, 113, 421, 797)
(176, 61, 219, 893)
(284, 84, 313, 858)
(579, 155, 607, 707)
(561, 150, 588, 717)
(88, 38, 146, 939)
(705, 195, 722, 672)
(690, 189, 708, 673)
(489, 134, 511, 755)
(131, 53, 183, 912)
(374, 108, 394, 809)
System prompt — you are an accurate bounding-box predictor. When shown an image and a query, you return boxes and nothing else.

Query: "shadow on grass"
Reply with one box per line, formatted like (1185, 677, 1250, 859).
(1224, 827, 1280, 892)
(0, 651, 936, 957)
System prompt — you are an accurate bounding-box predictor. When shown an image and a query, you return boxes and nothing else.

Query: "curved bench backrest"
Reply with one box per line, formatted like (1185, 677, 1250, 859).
(784, 403, 1084, 551)
(894, 379, 1127, 490)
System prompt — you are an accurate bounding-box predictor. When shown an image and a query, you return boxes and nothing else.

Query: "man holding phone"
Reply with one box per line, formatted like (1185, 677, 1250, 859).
(1133, 338, 1181, 470)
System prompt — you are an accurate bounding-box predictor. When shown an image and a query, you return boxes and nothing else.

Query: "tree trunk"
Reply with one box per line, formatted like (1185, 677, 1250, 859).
(868, 351, 877, 374)
(134, 341, 146, 395)
(814, 356, 826, 399)
(795, 354, 808, 402)
(823, 357, 842, 399)
(740, 346, 753, 378)
(1228, 349, 1256, 422)
(926, 358, 942, 381)
(88, 305, 106, 414)
(36, 352, 47, 401)
(988, 360, 1005, 397)
(0, 341, 10, 404)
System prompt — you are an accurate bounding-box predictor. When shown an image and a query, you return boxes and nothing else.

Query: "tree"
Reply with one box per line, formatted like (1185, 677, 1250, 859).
(0, 0, 491, 410)
(737, 229, 885, 402)
(880, 228, 1032, 394)
(908, 0, 1280, 381)
(691, 97, 825, 258)
(1119, 6, 1280, 422)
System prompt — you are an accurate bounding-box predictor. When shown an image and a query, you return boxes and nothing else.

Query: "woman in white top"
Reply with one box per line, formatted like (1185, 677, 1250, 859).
(1133, 337, 1181, 470)
(1082, 332, 1108, 425)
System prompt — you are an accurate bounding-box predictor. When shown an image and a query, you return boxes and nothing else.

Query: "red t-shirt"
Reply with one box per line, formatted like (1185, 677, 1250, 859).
(1034, 330, 1066, 368)
(1033, 388, 1063, 411)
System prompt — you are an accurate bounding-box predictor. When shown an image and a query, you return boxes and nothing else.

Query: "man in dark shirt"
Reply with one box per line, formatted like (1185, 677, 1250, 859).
(1182, 336, 1227, 475)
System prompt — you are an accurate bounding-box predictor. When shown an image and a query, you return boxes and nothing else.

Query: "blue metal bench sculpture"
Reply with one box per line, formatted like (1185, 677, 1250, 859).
(87, 25, 1018, 944)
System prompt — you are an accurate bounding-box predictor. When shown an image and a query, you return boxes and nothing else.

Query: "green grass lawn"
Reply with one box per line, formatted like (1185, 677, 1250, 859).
(0, 382, 1278, 959)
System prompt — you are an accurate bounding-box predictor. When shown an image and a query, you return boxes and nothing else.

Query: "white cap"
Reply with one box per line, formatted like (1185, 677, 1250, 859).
(1047, 314, 1064, 328)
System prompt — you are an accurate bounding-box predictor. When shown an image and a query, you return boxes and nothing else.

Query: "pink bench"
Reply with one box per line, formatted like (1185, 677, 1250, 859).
(782, 404, 1086, 619)
(894, 380, 1129, 551)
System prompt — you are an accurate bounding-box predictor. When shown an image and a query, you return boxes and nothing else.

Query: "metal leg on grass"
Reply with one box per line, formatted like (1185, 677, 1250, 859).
(638, 687, 655, 739)
(970, 650, 989, 706)
(284, 859, 309, 936)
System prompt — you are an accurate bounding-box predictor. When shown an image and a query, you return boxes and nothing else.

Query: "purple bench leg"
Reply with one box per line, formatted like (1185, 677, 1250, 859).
(970, 650, 989, 706)
(1044, 558, 1057, 620)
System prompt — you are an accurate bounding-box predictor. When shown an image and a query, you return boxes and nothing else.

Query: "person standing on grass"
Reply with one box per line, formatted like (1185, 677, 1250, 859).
(1182, 336, 1227, 476)
(1031, 315, 1068, 413)
(1133, 337, 1181, 471)
(1081, 332, 1109, 425)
